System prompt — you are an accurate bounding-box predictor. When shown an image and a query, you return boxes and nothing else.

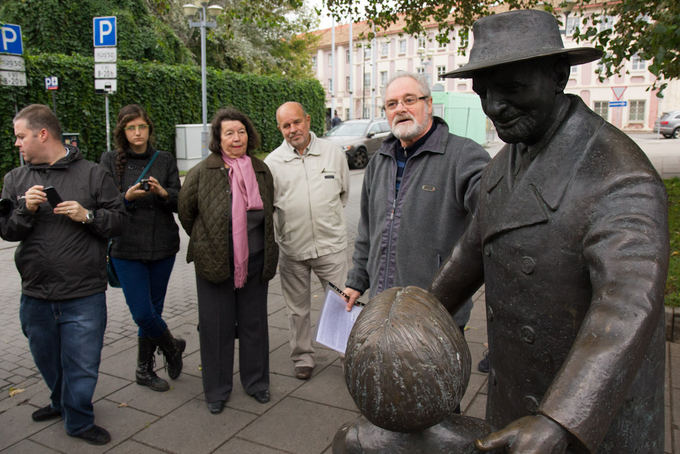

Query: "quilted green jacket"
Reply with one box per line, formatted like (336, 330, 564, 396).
(178, 152, 278, 284)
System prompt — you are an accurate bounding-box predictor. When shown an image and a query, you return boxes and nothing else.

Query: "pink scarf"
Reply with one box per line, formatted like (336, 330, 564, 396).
(221, 153, 263, 288)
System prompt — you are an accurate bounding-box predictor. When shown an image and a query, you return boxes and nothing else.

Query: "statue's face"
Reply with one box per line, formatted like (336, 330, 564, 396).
(472, 60, 560, 145)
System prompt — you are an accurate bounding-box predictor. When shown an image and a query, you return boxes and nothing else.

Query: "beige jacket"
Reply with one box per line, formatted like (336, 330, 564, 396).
(265, 132, 349, 261)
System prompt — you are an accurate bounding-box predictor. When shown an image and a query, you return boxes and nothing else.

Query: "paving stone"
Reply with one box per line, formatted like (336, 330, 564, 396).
(214, 438, 289, 454)
(225, 372, 303, 416)
(238, 396, 358, 454)
(29, 398, 157, 453)
(0, 439, 61, 453)
(291, 363, 357, 412)
(0, 403, 59, 451)
(106, 439, 168, 453)
(464, 393, 487, 420)
(133, 398, 255, 454)
(106, 373, 202, 417)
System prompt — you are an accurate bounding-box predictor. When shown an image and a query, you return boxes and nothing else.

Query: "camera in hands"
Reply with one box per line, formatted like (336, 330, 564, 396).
(139, 179, 151, 191)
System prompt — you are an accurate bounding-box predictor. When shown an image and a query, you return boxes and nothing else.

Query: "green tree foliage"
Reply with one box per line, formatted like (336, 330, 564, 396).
(0, 54, 325, 188)
(0, 0, 319, 76)
(323, 0, 679, 91)
(0, 0, 193, 64)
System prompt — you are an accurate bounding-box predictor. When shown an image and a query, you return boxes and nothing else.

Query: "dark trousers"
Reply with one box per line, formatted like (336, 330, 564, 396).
(20, 293, 106, 435)
(112, 256, 175, 338)
(196, 268, 269, 403)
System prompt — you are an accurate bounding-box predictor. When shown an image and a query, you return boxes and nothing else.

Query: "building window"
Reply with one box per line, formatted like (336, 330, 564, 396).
(346, 49, 350, 63)
(593, 101, 608, 119)
(364, 44, 371, 60)
(416, 67, 425, 75)
(399, 39, 407, 54)
(380, 71, 388, 87)
(418, 36, 427, 50)
(437, 65, 446, 81)
(363, 72, 371, 88)
(566, 15, 578, 36)
(570, 65, 578, 76)
(381, 41, 389, 58)
(629, 100, 645, 122)
(328, 79, 333, 91)
(598, 15, 614, 32)
(346, 76, 351, 92)
(631, 54, 646, 71)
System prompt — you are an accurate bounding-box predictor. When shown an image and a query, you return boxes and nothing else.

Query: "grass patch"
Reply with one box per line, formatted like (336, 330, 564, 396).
(665, 178, 680, 306)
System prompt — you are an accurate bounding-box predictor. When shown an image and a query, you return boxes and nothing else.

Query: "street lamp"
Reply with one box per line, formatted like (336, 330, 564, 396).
(183, 2, 223, 158)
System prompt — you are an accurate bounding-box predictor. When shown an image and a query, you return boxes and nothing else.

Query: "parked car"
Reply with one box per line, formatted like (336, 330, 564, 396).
(655, 110, 680, 139)
(324, 119, 391, 169)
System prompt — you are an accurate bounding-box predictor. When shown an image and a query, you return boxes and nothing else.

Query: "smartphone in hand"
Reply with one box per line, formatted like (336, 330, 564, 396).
(44, 186, 63, 208)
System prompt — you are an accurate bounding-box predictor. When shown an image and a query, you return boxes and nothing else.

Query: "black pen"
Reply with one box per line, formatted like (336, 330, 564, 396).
(328, 282, 365, 306)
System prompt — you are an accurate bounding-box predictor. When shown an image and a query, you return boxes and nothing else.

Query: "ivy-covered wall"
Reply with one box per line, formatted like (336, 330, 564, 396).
(0, 54, 325, 186)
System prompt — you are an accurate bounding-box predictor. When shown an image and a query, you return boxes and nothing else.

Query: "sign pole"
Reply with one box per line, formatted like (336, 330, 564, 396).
(51, 91, 57, 115)
(105, 93, 111, 153)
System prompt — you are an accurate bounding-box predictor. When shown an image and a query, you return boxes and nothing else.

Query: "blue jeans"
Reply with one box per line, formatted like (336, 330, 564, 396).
(20, 293, 107, 435)
(111, 256, 175, 338)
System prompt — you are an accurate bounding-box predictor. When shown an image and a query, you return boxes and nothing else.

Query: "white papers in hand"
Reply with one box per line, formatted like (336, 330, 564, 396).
(315, 290, 363, 354)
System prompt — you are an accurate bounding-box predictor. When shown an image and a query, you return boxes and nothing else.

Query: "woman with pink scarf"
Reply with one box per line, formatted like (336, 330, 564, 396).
(178, 107, 278, 415)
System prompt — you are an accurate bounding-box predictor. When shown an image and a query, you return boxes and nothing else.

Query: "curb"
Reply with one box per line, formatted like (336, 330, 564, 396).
(666, 305, 679, 342)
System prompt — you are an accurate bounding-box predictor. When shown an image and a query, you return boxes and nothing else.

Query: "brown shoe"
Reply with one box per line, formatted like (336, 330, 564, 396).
(295, 366, 313, 380)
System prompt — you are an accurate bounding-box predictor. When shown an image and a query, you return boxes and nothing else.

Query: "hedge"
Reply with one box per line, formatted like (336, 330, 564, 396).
(0, 53, 325, 187)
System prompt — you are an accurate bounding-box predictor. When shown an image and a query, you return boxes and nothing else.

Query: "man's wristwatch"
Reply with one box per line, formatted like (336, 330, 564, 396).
(82, 210, 95, 224)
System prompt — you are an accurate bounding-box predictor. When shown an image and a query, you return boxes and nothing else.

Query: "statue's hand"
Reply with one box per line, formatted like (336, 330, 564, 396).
(475, 414, 569, 454)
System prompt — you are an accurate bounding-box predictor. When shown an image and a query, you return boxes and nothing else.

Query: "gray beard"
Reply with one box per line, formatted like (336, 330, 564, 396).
(392, 118, 426, 142)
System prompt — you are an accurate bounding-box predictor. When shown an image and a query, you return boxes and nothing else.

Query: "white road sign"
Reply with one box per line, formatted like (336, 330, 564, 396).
(95, 78, 117, 93)
(94, 63, 117, 79)
(0, 55, 25, 71)
(0, 70, 27, 86)
(94, 47, 117, 63)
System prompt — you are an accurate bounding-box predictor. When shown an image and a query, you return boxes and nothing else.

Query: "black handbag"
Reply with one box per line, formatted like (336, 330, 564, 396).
(106, 151, 160, 288)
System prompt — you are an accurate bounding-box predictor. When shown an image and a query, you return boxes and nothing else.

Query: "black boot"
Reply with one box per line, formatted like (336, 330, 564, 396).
(136, 337, 169, 392)
(152, 329, 186, 380)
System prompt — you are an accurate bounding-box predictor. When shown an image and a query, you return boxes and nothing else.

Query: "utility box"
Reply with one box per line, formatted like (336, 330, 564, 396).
(431, 92, 488, 146)
(175, 124, 205, 171)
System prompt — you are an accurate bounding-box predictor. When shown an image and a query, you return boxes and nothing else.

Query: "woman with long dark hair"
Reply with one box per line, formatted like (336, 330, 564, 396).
(179, 107, 278, 414)
(100, 104, 185, 392)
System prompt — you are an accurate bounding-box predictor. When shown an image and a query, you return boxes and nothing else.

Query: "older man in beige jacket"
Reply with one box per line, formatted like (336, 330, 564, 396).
(265, 102, 349, 380)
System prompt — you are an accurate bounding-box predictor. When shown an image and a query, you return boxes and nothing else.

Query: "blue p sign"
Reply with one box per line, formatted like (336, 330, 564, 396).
(0, 24, 24, 55)
(45, 76, 58, 90)
(93, 16, 117, 47)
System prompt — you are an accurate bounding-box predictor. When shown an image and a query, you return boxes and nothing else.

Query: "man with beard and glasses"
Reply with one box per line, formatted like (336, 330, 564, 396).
(430, 10, 668, 453)
(343, 73, 489, 340)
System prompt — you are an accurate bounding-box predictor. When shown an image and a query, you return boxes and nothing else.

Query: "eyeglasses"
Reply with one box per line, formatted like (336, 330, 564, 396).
(384, 95, 428, 111)
(124, 124, 149, 132)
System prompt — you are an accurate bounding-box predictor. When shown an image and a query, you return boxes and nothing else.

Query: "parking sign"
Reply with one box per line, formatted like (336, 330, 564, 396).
(0, 24, 23, 55)
(93, 16, 117, 47)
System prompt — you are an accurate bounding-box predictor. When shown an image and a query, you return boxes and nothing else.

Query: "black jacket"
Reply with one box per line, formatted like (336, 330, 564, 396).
(0, 146, 125, 300)
(99, 147, 180, 261)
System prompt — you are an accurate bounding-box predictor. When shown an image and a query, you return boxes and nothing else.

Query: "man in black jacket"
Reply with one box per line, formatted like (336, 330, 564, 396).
(0, 104, 124, 445)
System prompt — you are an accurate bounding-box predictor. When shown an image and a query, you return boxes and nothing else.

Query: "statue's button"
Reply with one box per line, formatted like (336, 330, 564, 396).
(521, 256, 536, 274)
(487, 306, 494, 322)
(520, 325, 535, 344)
(523, 394, 539, 413)
(484, 244, 492, 256)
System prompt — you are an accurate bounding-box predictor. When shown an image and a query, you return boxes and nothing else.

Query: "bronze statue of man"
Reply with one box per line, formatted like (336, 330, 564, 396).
(430, 10, 669, 453)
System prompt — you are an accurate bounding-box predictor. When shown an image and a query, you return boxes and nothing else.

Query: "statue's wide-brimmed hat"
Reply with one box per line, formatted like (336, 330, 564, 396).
(444, 9, 603, 78)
